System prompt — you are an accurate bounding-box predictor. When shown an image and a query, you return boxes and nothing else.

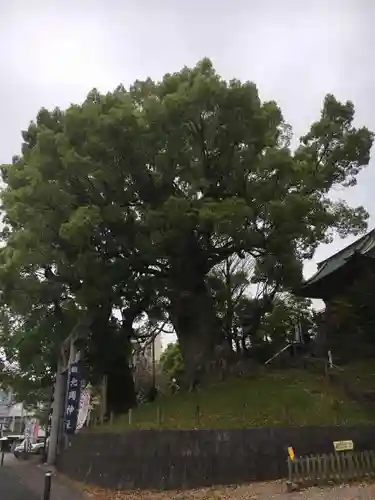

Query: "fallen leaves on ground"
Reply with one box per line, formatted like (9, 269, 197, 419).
(82, 481, 375, 500)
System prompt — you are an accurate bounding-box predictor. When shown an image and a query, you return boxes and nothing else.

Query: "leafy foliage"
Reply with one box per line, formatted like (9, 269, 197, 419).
(260, 295, 314, 346)
(160, 342, 184, 385)
(0, 59, 372, 399)
(208, 255, 254, 348)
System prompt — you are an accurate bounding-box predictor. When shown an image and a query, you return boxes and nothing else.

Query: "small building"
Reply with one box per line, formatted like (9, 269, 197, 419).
(296, 229, 375, 361)
(298, 229, 375, 300)
(131, 334, 163, 371)
(0, 389, 30, 434)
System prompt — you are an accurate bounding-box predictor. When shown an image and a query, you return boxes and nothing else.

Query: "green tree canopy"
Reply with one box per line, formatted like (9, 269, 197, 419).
(0, 58, 372, 391)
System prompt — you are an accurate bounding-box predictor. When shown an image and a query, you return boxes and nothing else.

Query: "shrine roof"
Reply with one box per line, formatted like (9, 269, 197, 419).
(298, 229, 375, 296)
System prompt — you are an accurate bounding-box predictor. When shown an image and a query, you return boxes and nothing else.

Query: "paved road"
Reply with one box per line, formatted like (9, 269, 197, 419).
(0, 465, 38, 500)
(0, 453, 84, 500)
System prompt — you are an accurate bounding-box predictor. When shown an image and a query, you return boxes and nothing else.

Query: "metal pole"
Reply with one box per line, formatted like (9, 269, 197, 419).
(43, 471, 52, 500)
(0, 437, 8, 464)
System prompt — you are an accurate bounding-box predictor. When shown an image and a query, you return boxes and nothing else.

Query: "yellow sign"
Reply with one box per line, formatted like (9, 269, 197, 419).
(288, 447, 295, 460)
(333, 440, 354, 452)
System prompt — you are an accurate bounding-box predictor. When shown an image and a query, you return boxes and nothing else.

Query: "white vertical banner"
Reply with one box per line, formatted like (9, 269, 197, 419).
(76, 387, 91, 431)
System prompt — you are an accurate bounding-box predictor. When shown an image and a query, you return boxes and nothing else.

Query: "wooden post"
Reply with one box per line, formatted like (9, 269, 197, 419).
(128, 408, 132, 425)
(195, 404, 201, 426)
(242, 402, 247, 425)
(152, 337, 156, 392)
(156, 407, 161, 426)
(101, 375, 107, 425)
(328, 350, 333, 369)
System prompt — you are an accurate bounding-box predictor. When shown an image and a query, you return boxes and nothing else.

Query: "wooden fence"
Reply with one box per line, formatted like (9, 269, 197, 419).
(287, 451, 375, 490)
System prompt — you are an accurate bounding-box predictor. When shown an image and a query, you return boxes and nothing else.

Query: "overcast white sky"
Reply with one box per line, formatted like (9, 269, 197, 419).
(0, 0, 373, 304)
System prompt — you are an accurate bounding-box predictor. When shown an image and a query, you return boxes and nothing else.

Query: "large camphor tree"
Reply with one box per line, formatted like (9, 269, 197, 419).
(0, 58, 372, 393)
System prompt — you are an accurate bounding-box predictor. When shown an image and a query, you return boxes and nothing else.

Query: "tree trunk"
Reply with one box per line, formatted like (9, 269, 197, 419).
(106, 345, 136, 415)
(88, 307, 136, 416)
(169, 276, 221, 389)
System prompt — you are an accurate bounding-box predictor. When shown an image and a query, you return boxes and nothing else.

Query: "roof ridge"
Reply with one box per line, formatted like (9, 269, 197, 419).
(317, 228, 375, 269)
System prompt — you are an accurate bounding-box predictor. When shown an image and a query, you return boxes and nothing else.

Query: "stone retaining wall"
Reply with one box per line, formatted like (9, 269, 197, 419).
(57, 426, 375, 490)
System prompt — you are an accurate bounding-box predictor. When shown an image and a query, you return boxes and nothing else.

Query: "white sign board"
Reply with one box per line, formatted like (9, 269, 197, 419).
(333, 440, 354, 452)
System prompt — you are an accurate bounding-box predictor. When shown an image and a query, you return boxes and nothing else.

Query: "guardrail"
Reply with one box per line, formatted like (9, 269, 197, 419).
(287, 450, 375, 490)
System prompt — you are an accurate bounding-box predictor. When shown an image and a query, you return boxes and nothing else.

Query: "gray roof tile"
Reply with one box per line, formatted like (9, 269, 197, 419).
(303, 229, 375, 287)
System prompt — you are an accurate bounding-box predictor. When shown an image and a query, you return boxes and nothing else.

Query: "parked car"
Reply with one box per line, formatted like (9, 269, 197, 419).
(14, 437, 47, 459)
(6, 435, 24, 452)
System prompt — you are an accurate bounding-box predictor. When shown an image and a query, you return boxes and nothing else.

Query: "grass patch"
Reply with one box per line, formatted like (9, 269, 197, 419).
(94, 367, 374, 433)
(336, 361, 375, 391)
